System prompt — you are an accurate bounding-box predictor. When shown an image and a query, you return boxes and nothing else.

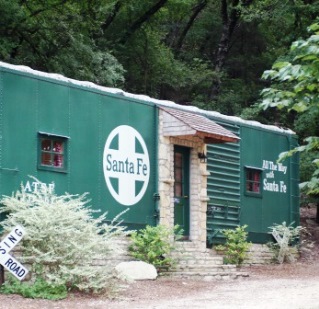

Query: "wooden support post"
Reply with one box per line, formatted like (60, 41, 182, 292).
(0, 265, 4, 285)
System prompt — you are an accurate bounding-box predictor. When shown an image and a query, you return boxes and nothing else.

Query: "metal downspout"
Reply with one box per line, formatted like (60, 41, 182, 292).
(287, 134, 300, 226)
(153, 106, 160, 225)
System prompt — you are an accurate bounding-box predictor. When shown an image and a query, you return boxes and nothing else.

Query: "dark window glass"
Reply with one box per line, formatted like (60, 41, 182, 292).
(174, 152, 183, 197)
(246, 169, 261, 194)
(38, 135, 67, 172)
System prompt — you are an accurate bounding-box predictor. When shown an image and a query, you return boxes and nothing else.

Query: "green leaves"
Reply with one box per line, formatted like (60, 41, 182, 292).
(261, 22, 319, 111)
(308, 23, 319, 32)
(215, 225, 251, 266)
(0, 0, 125, 87)
(272, 61, 291, 70)
(0, 276, 67, 300)
(260, 22, 319, 196)
(128, 224, 182, 270)
(260, 87, 296, 110)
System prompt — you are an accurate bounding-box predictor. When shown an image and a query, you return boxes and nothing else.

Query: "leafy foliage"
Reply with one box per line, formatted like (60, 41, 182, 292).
(0, 178, 126, 295)
(261, 21, 319, 196)
(0, 275, 67, 300)
(0, 0, 125, 87)
(128, 225, 182, 270)
(299, 151, 319, 183)
(215, 225, 251, 266)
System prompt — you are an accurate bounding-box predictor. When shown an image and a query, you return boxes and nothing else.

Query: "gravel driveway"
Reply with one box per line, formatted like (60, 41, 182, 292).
(117, 277, 319, 309)
(0, 262, 318, 309)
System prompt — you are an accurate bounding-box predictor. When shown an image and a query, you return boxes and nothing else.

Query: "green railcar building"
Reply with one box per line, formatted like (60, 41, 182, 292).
(0, 62, 299, 248)
(206, 117, 299, 245)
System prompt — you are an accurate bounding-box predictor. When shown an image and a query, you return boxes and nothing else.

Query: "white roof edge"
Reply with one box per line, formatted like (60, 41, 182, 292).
(0, 61, 295, 135)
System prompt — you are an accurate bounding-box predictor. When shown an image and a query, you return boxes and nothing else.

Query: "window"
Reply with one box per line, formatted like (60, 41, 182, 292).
(38, 133, 68, 172)
(174, 152, 183, 197)
(245, 167, 262, 196)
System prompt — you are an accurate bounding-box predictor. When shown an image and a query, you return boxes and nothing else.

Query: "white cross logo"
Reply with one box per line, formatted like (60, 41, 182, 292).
(103, 125, 150, 206)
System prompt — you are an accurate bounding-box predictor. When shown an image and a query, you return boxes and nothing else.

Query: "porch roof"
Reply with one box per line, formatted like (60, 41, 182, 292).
(161, 107, 239, 144)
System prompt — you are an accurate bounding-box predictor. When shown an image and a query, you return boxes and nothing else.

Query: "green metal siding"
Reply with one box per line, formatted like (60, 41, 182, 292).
(97, 95, 158, 227)
(0, 68, 158, 230)
(0, 72, 37, 193)
(68, 88, 101, 206)
(206, 119, 299, 245)
(206, 122, 241, 245)
(240, 127, 299, 243)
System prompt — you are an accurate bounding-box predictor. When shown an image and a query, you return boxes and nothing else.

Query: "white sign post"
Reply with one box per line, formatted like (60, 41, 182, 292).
(272, 229, 291, 264)
(0, 226, 28, 281)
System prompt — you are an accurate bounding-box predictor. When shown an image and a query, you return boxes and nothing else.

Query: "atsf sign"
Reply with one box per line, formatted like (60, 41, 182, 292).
(103, 125, 150, 206)
(0, 226, 28, 280)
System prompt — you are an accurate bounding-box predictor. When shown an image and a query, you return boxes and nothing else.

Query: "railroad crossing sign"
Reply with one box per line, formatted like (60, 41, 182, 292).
(0, 225, 28, 280)
(272, 229, 293, 263)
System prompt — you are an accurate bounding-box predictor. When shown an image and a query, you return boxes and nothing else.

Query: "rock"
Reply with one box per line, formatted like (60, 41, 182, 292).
(115, 261, 158, 281)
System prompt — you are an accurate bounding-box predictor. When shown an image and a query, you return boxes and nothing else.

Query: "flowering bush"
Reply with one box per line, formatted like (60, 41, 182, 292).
(0, 178, 126, 297)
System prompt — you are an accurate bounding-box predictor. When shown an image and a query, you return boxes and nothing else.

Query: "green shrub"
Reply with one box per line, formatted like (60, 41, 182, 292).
(0, 177, 126, 297)
(215, 225, 251, 266)
(0, 275, 67, 300)
(128, 225, 182, 270)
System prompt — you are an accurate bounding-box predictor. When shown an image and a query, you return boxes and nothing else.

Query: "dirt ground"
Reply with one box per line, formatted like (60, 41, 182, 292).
(0, 207, 318, 309)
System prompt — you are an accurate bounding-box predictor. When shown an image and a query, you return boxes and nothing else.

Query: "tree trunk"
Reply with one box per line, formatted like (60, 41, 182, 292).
(210, 0, 254, 101)
(215, 0, 240, 71)
(120, 0, 169, 44)
(174, 0, 208, 53)
(101, 1, 122, 32)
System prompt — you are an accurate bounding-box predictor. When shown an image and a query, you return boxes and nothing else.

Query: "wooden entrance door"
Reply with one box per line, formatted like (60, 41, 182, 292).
(174, 146, 190, 238)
